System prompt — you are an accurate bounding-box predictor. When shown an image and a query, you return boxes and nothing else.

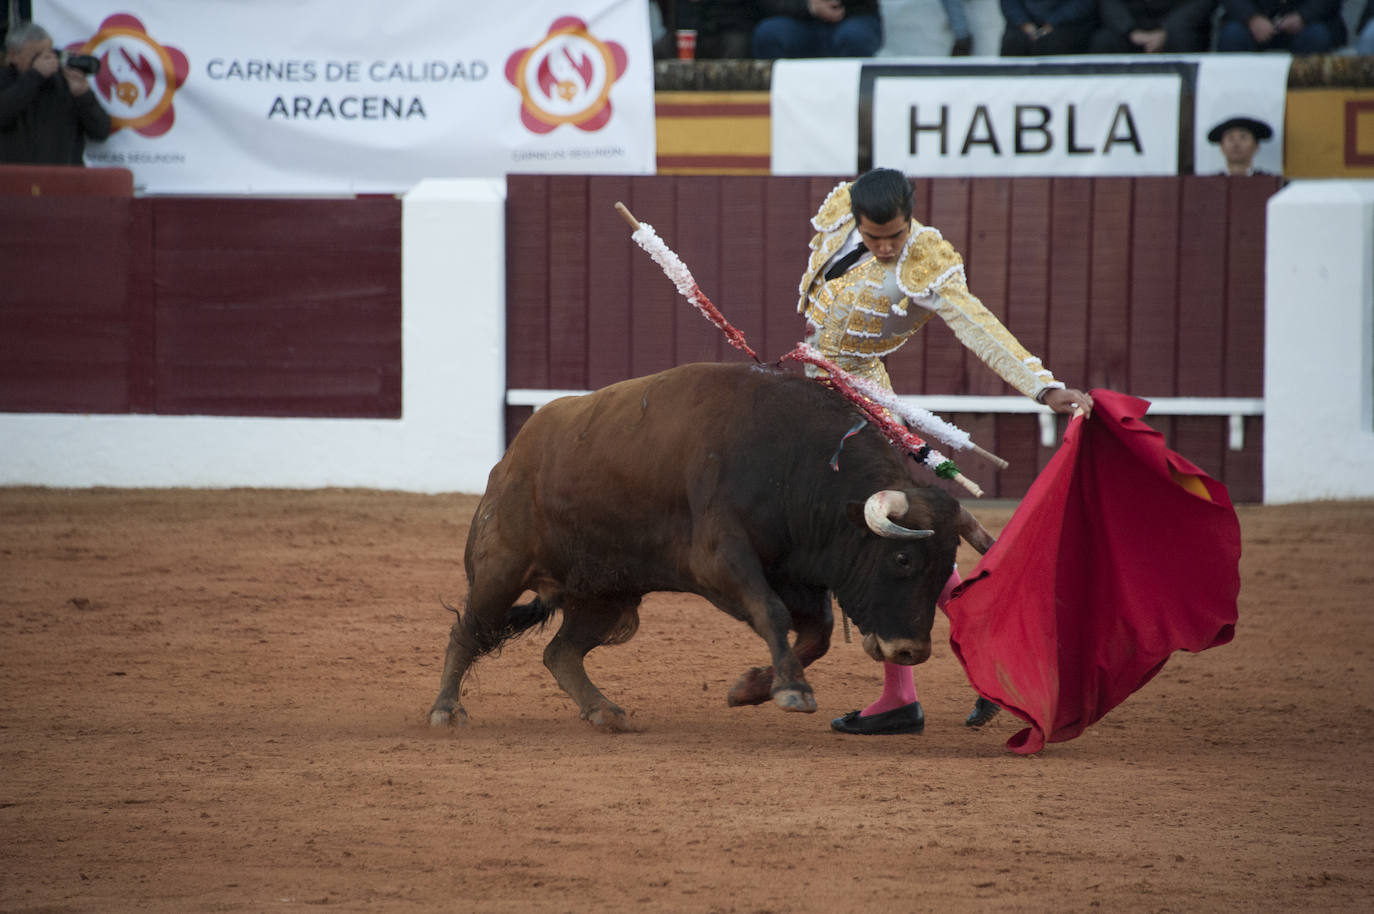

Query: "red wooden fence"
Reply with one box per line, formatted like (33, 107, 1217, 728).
(505, 175, 1279, 501)
(0, 197, 402, 418)
(1, 176, 1276, 500)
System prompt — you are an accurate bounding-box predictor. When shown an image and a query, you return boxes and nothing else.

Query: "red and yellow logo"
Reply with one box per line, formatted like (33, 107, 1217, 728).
(505, 17, 627, 135)
(71, 13, 189, 137)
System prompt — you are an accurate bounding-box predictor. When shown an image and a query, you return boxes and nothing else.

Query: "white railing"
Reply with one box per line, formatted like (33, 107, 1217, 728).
(506, 390, 1265, 449)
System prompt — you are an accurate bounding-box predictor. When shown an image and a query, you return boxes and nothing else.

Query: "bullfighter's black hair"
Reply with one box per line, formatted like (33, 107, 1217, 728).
(849, 167, 913, 225)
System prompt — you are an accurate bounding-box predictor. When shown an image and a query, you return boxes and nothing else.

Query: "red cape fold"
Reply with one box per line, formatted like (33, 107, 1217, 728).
(945, 389, 1241, 754)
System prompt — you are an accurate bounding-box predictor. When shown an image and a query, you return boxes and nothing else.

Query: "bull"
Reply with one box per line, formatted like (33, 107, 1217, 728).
(428, 362, 993, 731)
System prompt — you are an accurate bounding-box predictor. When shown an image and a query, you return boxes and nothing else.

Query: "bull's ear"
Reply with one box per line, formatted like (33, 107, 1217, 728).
(844, 501, 868, 530)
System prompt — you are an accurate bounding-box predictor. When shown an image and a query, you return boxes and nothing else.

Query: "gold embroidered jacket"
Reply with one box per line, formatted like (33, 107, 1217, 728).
(798, 182, 1062, 399)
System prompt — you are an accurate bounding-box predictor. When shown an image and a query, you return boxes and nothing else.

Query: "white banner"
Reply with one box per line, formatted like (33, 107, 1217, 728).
(773, 55, 1291, 178)
(33, 1, 657, 194)
(874, 71, 1184, 176)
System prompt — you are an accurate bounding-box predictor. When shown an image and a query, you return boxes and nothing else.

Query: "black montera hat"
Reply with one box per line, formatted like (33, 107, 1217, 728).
(1207, 117, 1274, 143)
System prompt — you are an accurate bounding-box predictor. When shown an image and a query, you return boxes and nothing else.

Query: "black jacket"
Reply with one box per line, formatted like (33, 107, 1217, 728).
(1220, 0, 1348, 43)
(0, 65, 112, 165)
(1099, 0, 1218, 33)
(758, 0, 882, 18)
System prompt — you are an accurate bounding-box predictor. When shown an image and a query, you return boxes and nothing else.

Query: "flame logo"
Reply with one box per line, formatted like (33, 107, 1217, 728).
(537, 46, 594, 103)
(505, 17, 627, 135)
(96, 45, 157, 109)
(70, 13, 188, 137)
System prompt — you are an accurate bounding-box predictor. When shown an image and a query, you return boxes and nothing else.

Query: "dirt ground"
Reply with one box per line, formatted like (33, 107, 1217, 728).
(1, 487, 1371, 913)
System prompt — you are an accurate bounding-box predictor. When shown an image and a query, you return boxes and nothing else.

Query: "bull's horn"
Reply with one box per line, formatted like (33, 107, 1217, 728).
(863, 490, 934, 540)
(957, 504, 996, 555)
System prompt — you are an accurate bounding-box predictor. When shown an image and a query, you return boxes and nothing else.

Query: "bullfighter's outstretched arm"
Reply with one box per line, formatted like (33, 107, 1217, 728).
(925, 275, 1064, 402)
(895, 226, 1065, 403)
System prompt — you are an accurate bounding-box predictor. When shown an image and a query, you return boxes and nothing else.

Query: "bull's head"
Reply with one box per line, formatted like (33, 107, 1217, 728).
(837, 487, 961, 667)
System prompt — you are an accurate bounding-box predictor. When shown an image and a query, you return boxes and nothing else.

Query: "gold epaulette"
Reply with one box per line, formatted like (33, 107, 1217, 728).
(812, 181, 853, 231)
(897, 223, 965, 299)
(799, 181, 857, 314)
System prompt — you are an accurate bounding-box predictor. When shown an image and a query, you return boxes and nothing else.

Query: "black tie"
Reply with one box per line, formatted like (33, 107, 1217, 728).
(825, 245, 869, 281)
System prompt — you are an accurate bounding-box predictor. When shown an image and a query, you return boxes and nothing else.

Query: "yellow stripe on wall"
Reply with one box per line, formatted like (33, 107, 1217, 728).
(1272, 89, 1374, 179)
(655, 91, 770, 175)
(657, 117, 770, 155)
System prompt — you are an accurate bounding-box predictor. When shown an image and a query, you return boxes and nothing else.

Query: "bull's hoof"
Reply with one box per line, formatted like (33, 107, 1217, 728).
(428, 706, 468, 728)
(726, 667, 773, 707)
(582, 705, 636, 733)
(772, 688, 817, 713)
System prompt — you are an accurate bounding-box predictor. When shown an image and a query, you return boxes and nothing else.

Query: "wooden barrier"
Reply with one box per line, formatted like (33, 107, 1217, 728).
(1, 175, 1280, 500)
(505, 174, 1280, 501)
(0, 164, 133, 197)
(0, 196, 402, 419)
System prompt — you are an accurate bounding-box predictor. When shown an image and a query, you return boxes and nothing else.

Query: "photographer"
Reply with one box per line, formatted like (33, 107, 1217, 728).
(1, 22, 111, 165)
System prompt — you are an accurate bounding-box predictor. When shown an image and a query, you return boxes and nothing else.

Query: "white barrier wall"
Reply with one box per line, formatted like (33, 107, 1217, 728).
(0, 179, 508, 494)
(1264, 181, 1374, 504)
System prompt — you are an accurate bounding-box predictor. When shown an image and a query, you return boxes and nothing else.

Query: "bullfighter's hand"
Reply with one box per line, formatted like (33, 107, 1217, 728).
(1043, 387, 1093, 418)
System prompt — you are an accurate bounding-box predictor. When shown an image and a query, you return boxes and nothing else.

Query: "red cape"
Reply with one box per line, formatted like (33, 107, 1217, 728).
(945, 389, 1240, 754)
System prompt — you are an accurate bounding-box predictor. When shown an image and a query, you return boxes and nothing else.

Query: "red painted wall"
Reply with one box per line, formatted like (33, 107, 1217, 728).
(0, 196, 402, 419)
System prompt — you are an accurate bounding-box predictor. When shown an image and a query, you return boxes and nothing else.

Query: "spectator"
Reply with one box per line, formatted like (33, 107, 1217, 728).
(1207, 116, 1274, 175)
(651, 1, 673, 58)
(944, 0, 976, 55)
(751, 0, 884, 58)
(1089, 0, 1217, 52)
(1358, 1, 1374, 54)
(656, 2, 763, 59)
(0, 21, 110, 164)
(1215, 0, 1347, 52)
(698, 1, 764, 57)
(872, 0, 973, 56)
(1000, 0, 1098, 55)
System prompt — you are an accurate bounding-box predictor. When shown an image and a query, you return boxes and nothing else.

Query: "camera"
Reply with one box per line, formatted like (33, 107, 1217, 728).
(59, 51, 101, 75)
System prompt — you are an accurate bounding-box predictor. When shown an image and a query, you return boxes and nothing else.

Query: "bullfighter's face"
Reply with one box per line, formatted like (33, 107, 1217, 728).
(856, 213, 910, 265)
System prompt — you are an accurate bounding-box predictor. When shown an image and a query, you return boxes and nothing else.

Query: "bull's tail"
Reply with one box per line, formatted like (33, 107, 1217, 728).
(430, 593, 561, 727)
(445, 595, 559, 660)
(507, 597, 558, 635)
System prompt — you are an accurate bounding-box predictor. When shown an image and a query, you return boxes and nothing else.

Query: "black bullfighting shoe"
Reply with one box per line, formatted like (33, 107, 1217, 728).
(964, 696, 1000, 728)
(830, 701, 924, 735)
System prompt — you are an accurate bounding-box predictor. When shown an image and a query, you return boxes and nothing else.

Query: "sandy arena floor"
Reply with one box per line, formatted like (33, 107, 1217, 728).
(1, 488, 1371, 912)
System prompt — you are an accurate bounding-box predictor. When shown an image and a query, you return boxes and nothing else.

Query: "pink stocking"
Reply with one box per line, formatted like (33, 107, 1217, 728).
(862, 661, 917, 716)
(859, 565, 962, 717)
